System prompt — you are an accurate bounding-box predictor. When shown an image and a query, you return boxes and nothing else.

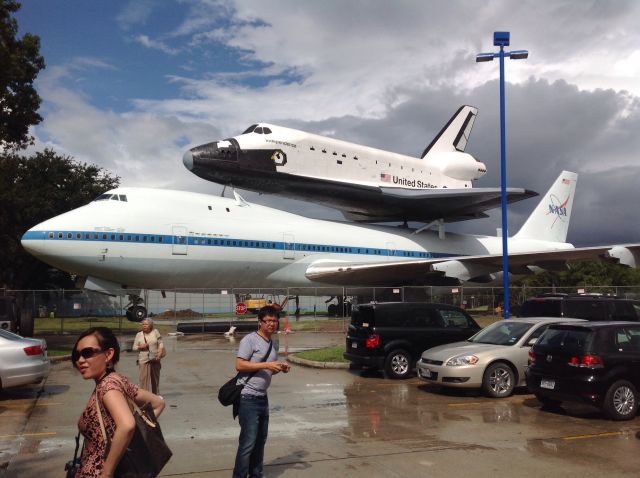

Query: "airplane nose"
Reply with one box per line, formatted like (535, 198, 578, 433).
(21, 228, 48, 256)
(182, 150, 193, 171)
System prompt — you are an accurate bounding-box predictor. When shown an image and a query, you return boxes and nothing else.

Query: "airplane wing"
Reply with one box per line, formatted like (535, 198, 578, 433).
(305, 244, 640, 286)
(340, 186, 537, 223)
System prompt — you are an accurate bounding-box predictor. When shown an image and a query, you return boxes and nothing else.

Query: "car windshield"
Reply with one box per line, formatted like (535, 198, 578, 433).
(0, 328, 23, 341)
(469, 321, 533, 346)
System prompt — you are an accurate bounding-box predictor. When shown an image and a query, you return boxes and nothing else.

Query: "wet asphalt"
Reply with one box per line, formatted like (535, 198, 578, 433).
(2, 331, 640, 478)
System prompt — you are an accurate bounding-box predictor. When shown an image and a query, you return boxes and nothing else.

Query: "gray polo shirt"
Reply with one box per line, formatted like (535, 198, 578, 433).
(237, 332, 277, 397)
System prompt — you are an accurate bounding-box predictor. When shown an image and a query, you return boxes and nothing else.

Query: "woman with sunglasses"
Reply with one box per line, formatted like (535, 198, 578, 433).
(72, 327, 165, 478)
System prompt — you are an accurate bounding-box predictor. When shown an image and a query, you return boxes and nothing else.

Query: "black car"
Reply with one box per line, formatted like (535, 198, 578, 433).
(344, 302, 480, 379)
(526, 322, 640, 420)
(519, 294, 640, 321)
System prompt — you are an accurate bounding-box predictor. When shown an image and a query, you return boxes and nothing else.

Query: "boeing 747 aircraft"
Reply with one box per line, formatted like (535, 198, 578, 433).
(21, 172, 639, 320)
(183, 106, 536, 223)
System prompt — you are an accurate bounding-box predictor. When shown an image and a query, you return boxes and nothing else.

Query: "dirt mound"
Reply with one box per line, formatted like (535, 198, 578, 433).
(156, 308, 203, 318)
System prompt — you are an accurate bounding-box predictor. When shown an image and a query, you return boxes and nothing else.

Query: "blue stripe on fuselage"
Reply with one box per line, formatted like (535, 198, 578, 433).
(21, 230, 455, 259)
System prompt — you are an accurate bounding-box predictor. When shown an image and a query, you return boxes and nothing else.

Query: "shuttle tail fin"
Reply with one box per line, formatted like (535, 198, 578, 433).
(514, 171, 578, 243)
(421, 105, 478, 158)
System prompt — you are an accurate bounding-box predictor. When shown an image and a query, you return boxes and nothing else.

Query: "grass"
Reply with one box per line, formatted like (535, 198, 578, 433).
(294, 346, 348, 363)
(47, 345, 73, 357)
(34, 316, 174, 335)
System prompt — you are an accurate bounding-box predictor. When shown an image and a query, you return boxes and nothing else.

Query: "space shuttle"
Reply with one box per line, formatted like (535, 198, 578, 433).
(183, 106, 537, 223)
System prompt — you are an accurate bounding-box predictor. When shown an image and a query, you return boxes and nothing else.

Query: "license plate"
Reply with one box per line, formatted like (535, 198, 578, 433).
(351, 342, 357, 349)
(540, 379, 555, 390)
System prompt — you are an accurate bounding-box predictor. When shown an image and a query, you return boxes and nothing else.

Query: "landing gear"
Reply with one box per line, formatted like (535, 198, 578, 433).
(124, 294, 147, 322)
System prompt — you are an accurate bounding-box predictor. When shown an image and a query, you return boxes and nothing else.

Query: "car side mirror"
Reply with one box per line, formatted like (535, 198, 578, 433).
(526, 337, 538, 346)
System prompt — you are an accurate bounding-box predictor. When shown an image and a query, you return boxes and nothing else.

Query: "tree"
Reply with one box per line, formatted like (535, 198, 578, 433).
(0, 150, 120, 289)
(0, 0, 45, 149)
(519, 261, 640, 291)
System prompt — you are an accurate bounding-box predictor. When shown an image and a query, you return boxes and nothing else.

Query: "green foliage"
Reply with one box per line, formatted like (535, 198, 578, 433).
(518, 261, 640, 289)
(0, 0, 45, 149)
(295, 346, 347, 363)
(0, 150, 120, 289)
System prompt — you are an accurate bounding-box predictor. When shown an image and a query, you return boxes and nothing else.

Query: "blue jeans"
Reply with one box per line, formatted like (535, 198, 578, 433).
(233, 394, 269, 478)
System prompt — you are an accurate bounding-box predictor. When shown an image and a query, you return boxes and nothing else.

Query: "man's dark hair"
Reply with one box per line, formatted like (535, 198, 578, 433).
(72, 327, 120, 369)
(258, 305, 280, 321)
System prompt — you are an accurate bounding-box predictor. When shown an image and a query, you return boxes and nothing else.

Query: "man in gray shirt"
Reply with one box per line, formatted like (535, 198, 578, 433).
(233, 305, 290, 478)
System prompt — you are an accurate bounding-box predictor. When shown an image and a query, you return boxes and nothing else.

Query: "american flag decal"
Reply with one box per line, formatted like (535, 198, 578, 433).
(380, 173, 391, 183)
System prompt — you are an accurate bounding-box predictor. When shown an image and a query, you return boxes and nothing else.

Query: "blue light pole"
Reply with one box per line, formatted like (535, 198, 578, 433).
(476, 32, 528, 320)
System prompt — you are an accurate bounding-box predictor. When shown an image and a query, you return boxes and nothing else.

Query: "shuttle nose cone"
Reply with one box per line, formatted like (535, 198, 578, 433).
(182, 150, 194, 171)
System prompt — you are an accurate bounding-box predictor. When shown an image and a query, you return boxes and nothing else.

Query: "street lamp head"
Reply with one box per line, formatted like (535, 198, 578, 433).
(476, 53, 495, 63)
(509, 50, 529, 60)
(493, 31, 510, 47)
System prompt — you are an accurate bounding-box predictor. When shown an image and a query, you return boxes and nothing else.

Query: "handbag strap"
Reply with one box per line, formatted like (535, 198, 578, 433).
(94, 380, 157, 448)
(72, 430, 83, 461)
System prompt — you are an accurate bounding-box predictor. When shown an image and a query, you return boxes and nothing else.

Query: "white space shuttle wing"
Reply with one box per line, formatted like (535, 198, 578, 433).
(304, 244, 640, 286)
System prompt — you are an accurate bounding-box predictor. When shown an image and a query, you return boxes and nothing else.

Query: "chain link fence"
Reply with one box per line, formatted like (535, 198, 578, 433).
(4, 285, 640, 335)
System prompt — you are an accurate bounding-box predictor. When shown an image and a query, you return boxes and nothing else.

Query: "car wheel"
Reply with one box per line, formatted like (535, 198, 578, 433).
(482, 362, 515, 398)
(534, 393, 561, 408)
(384, 349, 412, 379)
(603, 380, 638, 421)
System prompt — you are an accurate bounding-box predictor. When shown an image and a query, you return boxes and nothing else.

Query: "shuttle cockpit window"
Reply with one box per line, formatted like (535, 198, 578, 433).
(242, 124, 258, 134)
(254, 127, 264, 134)
(94, 193, 128, 202)
(94, 193, 112, 201)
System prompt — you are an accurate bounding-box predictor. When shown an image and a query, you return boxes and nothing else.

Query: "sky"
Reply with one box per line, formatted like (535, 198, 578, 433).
(15, 0, 640, 246)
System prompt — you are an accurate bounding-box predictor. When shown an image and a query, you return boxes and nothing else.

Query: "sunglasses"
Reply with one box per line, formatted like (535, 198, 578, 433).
(72, 347, 104, 362)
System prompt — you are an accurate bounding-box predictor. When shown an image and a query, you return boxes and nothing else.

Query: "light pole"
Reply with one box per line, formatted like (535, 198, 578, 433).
(476, 31, 528, 320)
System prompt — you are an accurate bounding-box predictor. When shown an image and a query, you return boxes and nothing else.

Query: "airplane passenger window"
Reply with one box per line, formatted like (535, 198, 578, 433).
(342, 154, 346, 157)
(337, 160, 342, 164)
(207, 239, 211, 245)
(242, 124, 258, 134)
(102, 234, 107, 240)
(127, 235, 131, 241)
(76, 233, 81, 239)
(263, 127, 272, 134)
(110, 234, 115, 240)
(150, 236, 155, 242)
(119, 235, 123, 240)
(67, 233, 72, 239)
(310, 147, 315, 151)
(354, 156, 358, 160)
(208, 206, 212, 210)
(94, 233, 98, 239)
(48, 232, 53, 239)
(158, 237, 163, 242)
(135, 235, 139, 241)
(332, 152, 337, 155)
(322, 149, 326, 153)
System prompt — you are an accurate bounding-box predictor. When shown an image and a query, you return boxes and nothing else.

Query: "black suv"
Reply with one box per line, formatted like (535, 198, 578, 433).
(344, 302, 480, 379)
(526, 322, 640, 420)
(519, 294, 640, 321)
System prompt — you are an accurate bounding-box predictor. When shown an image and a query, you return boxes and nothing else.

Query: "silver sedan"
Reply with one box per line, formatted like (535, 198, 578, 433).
(0, 329, 50, 391)
(417, 317, 584, 398)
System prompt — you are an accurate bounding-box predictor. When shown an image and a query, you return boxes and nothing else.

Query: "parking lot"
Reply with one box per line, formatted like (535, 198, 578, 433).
(2, 331, 640, 477)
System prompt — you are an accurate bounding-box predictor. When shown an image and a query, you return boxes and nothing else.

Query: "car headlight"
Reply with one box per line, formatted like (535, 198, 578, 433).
(445, 355, 479, 366)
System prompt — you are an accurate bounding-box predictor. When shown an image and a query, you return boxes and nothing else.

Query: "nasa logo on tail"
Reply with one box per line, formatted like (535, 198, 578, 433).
(546, 178, 572, 228)
(271, 150, 287, 166)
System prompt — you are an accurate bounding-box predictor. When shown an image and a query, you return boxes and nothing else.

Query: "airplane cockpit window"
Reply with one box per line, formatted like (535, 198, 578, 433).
(263, 127, 272, 134)
(254, 127, 264, 134)
(94, 193, 128, 202)
(242, 124, 258, 134)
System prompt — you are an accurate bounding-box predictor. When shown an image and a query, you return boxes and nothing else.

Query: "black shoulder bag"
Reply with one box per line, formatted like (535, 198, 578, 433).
(218, 339, 273, 412)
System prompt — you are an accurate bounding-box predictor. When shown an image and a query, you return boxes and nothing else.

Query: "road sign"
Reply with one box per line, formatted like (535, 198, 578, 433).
(235, 303, 247, 315)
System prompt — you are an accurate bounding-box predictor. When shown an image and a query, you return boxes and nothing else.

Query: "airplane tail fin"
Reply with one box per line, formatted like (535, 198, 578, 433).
(514, 171, 578, 243)
(421, 105, 478, 158)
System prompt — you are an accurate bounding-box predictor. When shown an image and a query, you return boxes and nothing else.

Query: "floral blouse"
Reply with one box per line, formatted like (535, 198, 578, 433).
(76, 372, 139, 478)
